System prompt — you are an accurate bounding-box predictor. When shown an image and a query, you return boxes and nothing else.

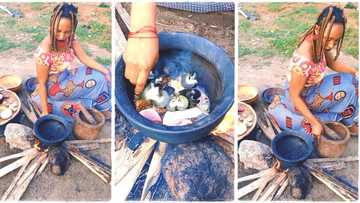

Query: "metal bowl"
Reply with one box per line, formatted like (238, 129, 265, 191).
(272, 131, 314, 169)
(33, 114, 72, 146)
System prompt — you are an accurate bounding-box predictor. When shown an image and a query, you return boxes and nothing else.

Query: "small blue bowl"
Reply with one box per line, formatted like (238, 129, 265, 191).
(272, 130, 314, 169)
(261, 87, 284, 105)
(115, 32, 234, 144)
(33, 114, 72, 146)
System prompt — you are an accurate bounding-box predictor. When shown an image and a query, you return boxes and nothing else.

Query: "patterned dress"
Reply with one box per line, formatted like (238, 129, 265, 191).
(31, 40, 110, 120)
(268, 51, 358, 136)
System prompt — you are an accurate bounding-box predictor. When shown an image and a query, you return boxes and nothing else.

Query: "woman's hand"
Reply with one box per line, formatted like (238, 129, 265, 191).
(311, 120, 323, 138)
(123, 37, 159, 95)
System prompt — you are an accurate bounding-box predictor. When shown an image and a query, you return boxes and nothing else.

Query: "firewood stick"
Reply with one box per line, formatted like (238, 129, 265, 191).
(0, 150, 38, 178)
(67, 148, 111, 183)
(274, 177, 289, 200)
(237, 167, 276, 183)
(0, 148, 37, 164)
(310, 171, 351, 201)
(259, 171, 287, 201)
(6, 157, 43, 201)
(65, 143, 100, 151)
(307, 156, 357, 163)
(16, 153, 47, 187)
(69, 151, 110, 182)
(114, 138, 157, 184)
(238, 171, 278, 199)
(116, 143, 155, 200)
(36, 156, 49, 177)
(252, 174, 272, 201)
(305, 163, 358, 196)
(1, 156, 32, 200)
(141, 142, 167, 200)
(64, 138, 111, 145)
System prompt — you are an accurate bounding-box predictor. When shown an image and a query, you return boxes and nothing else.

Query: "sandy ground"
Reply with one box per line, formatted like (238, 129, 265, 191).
(238, 4, 359, 201)
(0, 3, 111, 201)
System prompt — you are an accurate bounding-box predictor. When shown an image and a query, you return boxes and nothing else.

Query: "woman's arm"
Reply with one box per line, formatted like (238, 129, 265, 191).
(325, 51, 358, 76)
(72, 40, 110, 77)
(289, 66, 323, 136)
(36, 62, 49, 116)
(123, 2, 158, 95)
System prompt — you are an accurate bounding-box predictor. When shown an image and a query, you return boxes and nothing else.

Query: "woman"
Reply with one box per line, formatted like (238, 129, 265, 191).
(268, 6, 358, 138)
(31, 3, 111, 120)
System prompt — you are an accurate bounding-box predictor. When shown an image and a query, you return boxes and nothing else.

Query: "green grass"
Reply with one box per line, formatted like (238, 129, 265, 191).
(76, 21, 111, 49)
(30, 2, 44, 10)
(20, 26, 47, 43)
(98, 3, 110, 8)
(343, 27, 359, 58)
(239, 45, 256, 57)
(0, 37, 17, 52)
(239, 20, 251, 33)
(96, 56, 111, 66)
(19, 42, 37, 52)
(267, 3, 282, 12)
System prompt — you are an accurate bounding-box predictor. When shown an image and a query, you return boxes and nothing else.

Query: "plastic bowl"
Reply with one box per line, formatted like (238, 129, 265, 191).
(33, 114, 72, 146)
(115, 32, 234, 144)
(262, 87, 285, 105)
(272, 131, 314, 168)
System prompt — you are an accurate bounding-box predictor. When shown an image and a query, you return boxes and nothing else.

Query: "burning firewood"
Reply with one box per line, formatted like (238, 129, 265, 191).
(273, 177, 289, 200)
(259, 170, 288, 201)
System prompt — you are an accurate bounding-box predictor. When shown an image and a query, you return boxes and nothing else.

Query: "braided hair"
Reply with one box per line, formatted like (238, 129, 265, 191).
(298, 6, 347, 63)
(49, 3, 78, 51)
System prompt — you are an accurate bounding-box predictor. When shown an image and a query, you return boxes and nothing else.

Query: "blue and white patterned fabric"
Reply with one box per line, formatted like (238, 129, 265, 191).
(157, 2, 234, 13)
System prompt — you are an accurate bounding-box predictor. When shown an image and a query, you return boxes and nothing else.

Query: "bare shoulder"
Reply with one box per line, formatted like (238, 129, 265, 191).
(38, 34, 51, 52)
(296, 39, 313, 60)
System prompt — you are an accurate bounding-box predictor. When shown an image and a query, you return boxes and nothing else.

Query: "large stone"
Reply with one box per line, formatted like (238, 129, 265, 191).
(160, 138, 233, 201)
(4, 123, 34, 150)
(238, 140, 274, 170)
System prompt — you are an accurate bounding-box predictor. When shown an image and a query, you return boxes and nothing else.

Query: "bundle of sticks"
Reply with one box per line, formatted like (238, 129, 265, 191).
(0, 138, 111, 200)
(238, 156, 358, 201)
(304, 161, 358, 201)
(0, 148, 48, 201)
(237, 162, 289, 201)
(64, 138, 112, 184)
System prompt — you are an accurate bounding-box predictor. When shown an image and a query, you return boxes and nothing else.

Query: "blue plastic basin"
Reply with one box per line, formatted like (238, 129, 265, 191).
(33, 114, 72, 146)
(272, 130, 314, 168)
(115, 32, 234, 144)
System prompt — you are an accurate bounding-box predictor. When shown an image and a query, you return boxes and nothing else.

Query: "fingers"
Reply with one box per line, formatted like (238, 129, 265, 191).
(135, 69, 150, 95)
(124, 63, 138, 84)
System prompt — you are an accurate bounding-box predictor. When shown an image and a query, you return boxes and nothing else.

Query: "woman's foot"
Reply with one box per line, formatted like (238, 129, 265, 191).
(102, 110, 111, 120)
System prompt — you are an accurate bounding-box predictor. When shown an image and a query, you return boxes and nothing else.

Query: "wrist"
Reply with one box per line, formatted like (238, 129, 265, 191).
(128, 26, 158, 39)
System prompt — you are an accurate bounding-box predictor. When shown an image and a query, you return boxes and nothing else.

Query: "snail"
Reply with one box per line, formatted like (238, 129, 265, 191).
(181, 72, 198, 89)
(179, 88, 201, 108)
(167, 95, 189, 111)
(142, 82, 170, 108)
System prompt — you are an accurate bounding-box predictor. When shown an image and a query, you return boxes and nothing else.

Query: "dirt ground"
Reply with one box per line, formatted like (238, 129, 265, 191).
(0, 3, 111, 201)
(238, 3, 358, 201)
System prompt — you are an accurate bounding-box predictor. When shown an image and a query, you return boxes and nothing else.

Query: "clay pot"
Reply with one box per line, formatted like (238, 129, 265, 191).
(317, 122, 350, 158)
(74, 108, 105, 140)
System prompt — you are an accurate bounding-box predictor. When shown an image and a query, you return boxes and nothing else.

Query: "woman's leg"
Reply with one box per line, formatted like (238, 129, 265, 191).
(47, 65, 111, 112)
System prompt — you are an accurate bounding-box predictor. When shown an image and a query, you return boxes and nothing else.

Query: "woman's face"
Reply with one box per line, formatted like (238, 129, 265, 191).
(322, 23, 344, 51)
(55, 17, 72, 43)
